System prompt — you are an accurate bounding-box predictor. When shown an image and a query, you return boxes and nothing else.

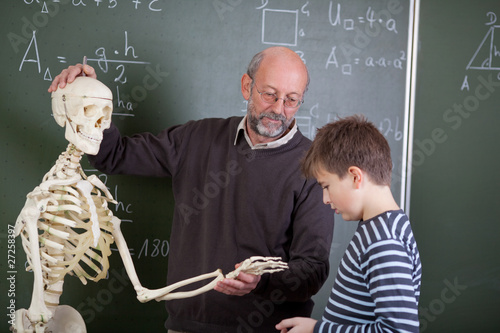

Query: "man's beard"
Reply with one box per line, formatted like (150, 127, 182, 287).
(247, 98, 292, 138)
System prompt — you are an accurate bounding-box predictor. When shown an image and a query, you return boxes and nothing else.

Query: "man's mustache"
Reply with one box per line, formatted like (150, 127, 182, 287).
(259, 112, 286, 122)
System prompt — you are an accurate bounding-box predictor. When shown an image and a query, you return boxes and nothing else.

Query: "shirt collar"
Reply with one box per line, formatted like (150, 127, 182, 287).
(234, 115, 297, 149)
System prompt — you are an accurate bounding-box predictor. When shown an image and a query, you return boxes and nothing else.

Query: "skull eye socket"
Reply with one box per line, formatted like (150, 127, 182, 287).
(95, 106, 112, 128)
(102, 106, 112, 120)
(84, 105, 97, 117)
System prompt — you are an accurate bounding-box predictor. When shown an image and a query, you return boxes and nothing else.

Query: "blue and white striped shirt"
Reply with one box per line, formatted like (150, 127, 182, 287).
(315, 210, 422, 333)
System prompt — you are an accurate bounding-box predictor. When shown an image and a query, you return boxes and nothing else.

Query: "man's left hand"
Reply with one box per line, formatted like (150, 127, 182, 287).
(214, 265, 261, 296)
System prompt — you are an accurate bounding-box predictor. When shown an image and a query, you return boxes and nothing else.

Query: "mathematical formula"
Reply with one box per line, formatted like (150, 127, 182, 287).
(257, 1, 406, 75)
(16, 27, 159, 117)
(23, 0, 162, 13)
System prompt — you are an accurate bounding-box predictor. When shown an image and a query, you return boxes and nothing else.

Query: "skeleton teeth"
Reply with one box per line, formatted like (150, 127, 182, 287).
(77, 130, 100, 143)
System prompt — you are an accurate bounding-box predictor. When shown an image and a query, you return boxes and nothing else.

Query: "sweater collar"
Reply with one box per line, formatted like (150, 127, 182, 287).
(234, 115, 298, 149)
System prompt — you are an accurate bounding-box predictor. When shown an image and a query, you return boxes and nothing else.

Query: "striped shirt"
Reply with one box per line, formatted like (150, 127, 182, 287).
(314, 210, 422, 333)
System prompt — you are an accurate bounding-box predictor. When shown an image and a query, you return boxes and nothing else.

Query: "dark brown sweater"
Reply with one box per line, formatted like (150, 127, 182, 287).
(88, 116, 334, 333)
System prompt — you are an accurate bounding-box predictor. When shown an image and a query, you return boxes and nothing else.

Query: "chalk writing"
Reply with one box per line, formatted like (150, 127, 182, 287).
(92, 31, 150, 78)
(379, 116, 404, 141)
(328, 2, 399, 33)
(138, 239, 170, 259)
(23, 0, 162, 13)
(466, 12, 500, 71)
(16, 26, 154, 117)
(325, 46, 406, 74)
(462, 11, 500, 92)
(261, 9, 299, 46)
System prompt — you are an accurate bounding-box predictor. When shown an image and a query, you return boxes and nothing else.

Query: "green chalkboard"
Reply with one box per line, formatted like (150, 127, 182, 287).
(0, 1, 413, 331)
(410, 0, 500, 332)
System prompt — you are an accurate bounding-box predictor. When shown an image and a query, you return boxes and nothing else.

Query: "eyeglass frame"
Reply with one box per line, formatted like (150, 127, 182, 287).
(252, 84, 304, 109)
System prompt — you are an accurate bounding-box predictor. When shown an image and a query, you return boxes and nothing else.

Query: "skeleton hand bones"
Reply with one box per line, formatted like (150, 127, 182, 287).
(225, 256, 288, 279)
(214, 256, 289, 296)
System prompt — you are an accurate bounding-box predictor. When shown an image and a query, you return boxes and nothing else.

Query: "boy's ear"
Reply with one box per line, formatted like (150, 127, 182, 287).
(348, 166, 363, 189)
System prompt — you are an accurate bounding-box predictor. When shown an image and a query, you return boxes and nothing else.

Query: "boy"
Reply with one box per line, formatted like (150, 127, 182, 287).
(276, 115, 422, 333)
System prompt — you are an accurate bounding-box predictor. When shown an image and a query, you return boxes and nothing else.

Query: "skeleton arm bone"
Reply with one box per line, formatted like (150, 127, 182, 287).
(110, 217, 225, 302)
(15, 193, 54, 324)
(137, 257, 288, 302)
(142, 270, 224, 302)
(109, 217, 144, 291)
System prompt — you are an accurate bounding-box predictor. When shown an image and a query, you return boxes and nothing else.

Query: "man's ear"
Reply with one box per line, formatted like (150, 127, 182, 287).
(348, 166, 364, 189)
(241, 73, 252, 100)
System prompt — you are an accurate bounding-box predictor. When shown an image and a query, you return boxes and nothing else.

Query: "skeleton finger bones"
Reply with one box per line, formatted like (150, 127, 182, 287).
(225, 256, 288, 279)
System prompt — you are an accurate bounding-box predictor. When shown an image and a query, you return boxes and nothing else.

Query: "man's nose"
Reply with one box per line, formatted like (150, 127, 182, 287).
(271, 97, 286, 113)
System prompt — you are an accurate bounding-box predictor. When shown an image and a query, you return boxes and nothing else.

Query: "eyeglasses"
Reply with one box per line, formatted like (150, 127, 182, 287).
(254, 86, 304, 108)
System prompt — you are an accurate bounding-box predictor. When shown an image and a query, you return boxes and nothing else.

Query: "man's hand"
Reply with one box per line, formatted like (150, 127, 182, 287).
(48, 63, 97, 93)
(214, 263, 261, 296)
(275, 317, 317, 333)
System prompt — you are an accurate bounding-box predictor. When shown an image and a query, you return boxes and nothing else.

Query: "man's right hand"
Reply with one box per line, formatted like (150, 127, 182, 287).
(48, 63, 97, 93)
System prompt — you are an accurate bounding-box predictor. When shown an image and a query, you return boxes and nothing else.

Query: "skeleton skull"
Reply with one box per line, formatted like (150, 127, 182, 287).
(52, 77, 112, 155)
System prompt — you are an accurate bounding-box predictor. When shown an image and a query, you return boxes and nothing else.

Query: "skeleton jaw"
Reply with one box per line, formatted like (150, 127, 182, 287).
(76, 126, 103, 144)
(65, 124, 102, 155)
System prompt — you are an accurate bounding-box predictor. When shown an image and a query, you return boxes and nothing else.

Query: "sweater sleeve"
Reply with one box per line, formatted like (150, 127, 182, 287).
(253, 179, 334, 302)
(314, 240, 420, 333)
(87, 122, 187, 177)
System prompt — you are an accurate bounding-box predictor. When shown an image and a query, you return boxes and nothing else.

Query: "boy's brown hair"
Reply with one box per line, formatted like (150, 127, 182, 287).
(301, 114, 393, 186)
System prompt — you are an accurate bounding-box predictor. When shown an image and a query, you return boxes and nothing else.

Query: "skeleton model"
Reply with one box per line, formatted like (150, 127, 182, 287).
(12, 77, 288, 333)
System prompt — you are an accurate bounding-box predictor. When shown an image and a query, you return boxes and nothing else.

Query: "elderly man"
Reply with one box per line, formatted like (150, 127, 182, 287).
(49, 46, 334, 333)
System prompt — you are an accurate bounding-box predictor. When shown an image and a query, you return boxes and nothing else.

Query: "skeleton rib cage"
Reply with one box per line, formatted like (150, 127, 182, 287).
(14, 144, 116, 331)
(21, 149, 114, 285)
(22, 145, 115, 279)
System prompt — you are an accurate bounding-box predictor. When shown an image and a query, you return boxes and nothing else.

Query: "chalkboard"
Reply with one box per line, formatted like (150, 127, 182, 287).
(0, 1, 413, 331)
(410, 0, 500, 332)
